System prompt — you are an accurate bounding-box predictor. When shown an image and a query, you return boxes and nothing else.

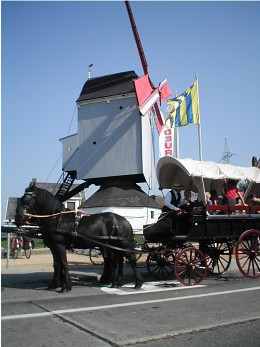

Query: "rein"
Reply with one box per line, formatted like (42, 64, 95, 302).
(23, 210, 143, 254)
(23, 210, 89, 218)
(73, 233, 144, 254)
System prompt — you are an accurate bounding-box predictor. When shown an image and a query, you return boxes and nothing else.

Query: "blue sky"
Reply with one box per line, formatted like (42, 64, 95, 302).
(2, 1, 260, 221)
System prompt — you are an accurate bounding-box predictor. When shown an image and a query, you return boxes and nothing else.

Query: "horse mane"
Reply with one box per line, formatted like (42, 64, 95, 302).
(35, 187, 64, 215)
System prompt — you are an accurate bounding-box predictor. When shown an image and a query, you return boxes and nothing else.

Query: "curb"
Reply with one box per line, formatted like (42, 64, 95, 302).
(1, 264, 148, 287)
(1, 270, 101, 287)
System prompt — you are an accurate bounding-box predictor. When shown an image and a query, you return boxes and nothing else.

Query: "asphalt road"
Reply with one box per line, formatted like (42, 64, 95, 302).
(1, 260, 260, 347)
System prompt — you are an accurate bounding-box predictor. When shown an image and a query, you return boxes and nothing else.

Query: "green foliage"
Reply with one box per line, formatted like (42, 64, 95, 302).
(134, 234, 145, 244)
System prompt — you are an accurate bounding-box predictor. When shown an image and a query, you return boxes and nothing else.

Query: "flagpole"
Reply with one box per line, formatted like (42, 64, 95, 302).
(174, 90, 180, 158)
(174, 128, 179, 158)
(196, 74, 203, 161)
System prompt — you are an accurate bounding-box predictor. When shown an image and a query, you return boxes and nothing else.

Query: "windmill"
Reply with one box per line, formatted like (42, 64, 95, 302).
(56, 1, 171, 203)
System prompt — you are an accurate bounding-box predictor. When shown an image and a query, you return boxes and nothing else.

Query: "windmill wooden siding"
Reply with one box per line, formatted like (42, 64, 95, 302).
(60, 71, 154, 188)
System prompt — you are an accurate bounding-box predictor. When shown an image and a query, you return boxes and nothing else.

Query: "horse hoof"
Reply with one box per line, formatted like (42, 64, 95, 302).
(134, 282, 143, 289)
(47, 284, 60, 291)
(99, 279, 111, 285)
(59, 287, 70, 293)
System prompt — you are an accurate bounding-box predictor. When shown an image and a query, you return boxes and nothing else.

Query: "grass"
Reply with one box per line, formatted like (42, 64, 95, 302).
(134, 234, 145, 244)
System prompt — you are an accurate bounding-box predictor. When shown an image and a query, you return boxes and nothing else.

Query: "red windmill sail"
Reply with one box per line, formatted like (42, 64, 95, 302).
(125, 1, 170, 133)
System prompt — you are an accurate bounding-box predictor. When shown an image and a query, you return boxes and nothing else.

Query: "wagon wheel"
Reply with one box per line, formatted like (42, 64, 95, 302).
(146, 248, 175, 280)
(206, 242, 232, 275)
(90, 248, 104, 265)
(174, 247, 207, 286)
(25, 248, 32, 259)
(89, 247, 104, 265)
(12, 250, 18, 259)
(235, 229, 260, 279)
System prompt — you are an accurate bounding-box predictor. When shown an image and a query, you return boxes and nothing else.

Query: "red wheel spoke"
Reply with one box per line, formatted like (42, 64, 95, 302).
(236, 229, 260, 279)
(175, 247, 207, 286)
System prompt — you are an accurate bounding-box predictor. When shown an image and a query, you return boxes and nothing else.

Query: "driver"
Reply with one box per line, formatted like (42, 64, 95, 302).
(162, 183, 183, 213)
(161, 183, 184, 235)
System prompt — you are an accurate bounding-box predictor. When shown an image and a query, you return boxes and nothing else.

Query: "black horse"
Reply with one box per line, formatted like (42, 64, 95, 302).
(15, 181, 143, 292)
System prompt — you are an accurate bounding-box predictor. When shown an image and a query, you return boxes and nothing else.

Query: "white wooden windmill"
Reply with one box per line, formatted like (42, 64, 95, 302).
(56, 2, 170, 226)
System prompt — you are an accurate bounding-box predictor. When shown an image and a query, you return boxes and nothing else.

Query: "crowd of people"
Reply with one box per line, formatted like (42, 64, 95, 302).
(162, 179, 260, 216)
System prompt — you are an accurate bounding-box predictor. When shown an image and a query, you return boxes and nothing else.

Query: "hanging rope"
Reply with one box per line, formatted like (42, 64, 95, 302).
(43, 105, 77, 187)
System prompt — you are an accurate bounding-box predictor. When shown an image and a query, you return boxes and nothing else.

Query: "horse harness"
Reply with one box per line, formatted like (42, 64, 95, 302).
(55, 211, 140, 254)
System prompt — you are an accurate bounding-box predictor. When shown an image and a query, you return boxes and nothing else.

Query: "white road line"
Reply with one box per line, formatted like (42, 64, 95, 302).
(101, 281, 206, 295)
(2, 286, 260, 321)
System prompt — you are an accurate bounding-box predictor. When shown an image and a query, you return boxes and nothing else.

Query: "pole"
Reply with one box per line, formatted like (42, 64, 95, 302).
(7, 233, 10, 269)
(196, 74, 203, 161)
(173, 90, 179, 158)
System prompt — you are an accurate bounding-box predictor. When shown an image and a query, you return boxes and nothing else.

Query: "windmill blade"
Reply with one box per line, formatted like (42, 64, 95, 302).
(125, 1, 165, 131)
(125, 1, 148, 75)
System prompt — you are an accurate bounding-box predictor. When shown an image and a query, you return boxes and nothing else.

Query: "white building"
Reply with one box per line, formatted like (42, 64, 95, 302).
(79, 181, 162, 234)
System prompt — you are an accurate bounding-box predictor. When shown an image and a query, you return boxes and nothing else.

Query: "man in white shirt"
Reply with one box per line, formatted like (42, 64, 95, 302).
(162, 183, 183, 213)
(161, 183, 184, 235)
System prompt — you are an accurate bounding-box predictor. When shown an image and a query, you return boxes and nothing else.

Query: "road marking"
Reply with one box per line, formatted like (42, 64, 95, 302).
(101, 280, 206, 295)
(2, 286, 260, 321)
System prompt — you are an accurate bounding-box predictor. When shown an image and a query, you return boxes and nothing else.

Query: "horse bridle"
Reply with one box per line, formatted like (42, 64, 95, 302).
(19, 191, 39, 224)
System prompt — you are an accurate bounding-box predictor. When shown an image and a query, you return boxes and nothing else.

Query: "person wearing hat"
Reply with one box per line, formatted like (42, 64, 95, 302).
(162, 183, 183, 213)
(161, 183, 183, 235)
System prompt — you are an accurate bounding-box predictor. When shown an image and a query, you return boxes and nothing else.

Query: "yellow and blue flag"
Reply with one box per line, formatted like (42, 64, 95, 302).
(165, 80, 200, 128)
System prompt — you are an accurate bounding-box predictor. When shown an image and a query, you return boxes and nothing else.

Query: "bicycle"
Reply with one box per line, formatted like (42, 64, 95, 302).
(89, 247, 104, 265)
(75, 245, 143, 267)
(10, 234, 34, 259)
(79, 247, 141, 266)
(72, 247, 104, 265)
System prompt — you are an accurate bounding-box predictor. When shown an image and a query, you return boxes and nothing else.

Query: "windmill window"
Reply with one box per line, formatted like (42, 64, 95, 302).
(151, 211, 154, 219)
(93, 141, 96, 145)
(119, 106, 123, 109)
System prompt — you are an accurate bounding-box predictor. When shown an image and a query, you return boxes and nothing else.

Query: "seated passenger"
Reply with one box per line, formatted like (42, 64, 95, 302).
(205, 192, 214, 215)
(180, 190, 192, 211)
(160, 183, 184, 235)
(210, 189, 219, 206)
(234, 197, 247, 214)
(161, 184, 183, 214)
(246, 194, 260, 213)
(221, 179, 245, 206)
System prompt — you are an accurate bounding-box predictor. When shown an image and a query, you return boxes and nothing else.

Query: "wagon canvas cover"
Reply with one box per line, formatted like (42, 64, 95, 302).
(156, 157, 260, 202)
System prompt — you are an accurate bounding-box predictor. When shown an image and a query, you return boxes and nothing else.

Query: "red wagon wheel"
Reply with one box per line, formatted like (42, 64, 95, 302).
(174, 247, 208, 286)
(235, 229, 260, 279)
(206, 242, 232, 275)
(146, 248, 175, 280)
